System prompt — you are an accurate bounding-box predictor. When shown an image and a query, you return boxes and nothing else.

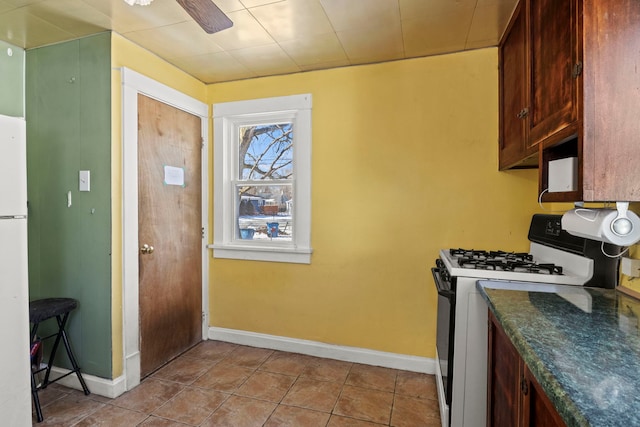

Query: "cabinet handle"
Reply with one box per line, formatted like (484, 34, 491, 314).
(516, 108, 529, 119)
(572, 61, 583, 78)
(520, 377, 529, 395)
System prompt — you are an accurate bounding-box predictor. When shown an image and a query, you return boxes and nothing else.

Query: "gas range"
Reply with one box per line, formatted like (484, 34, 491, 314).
(437, 242, 593, 285)
(438, 213, 625, 287)
(432, 214, 623, 427)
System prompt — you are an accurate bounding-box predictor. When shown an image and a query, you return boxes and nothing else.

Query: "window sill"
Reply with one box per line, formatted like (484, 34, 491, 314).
(208, 244, 312, 264)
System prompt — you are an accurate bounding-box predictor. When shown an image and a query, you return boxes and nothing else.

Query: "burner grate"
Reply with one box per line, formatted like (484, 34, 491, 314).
(451, 248, 563, 275)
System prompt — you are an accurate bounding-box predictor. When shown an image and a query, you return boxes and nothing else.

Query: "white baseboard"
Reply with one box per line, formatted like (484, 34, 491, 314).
(209, 327, 436, 374)
(46, 367, 126, 399)
(44, 329, 435, 399)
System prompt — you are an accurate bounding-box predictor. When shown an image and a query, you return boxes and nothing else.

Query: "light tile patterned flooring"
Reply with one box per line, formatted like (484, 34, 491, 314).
(34, 341, 441, 426)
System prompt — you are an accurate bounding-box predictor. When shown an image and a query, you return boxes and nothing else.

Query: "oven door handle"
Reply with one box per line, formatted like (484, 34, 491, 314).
(431, 267, 454, 299)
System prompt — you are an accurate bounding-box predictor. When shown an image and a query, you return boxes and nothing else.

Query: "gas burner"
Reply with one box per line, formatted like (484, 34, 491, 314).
(450, 248, 534, 263)
(488, 251, 533, 262)
(450, 248, 489, 258)
(454, 251, 564, 275)
(458, 258, 499, 270)
(529, 263, 563, 275)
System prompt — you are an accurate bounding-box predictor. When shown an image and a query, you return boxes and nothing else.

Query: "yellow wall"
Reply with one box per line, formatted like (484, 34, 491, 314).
(110, 33, 207, 377)
(207, 48, 540, 358)
(63, 32, 640, 378)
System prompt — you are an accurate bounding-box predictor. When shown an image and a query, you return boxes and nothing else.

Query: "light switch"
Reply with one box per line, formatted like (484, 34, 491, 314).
(79, 170, 90, 192)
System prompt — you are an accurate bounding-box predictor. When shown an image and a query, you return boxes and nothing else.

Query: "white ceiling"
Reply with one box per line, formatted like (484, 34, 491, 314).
(0, 0, 518, 84)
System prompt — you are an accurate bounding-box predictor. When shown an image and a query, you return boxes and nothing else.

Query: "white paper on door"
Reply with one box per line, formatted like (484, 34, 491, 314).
(163, 165, 185, 187)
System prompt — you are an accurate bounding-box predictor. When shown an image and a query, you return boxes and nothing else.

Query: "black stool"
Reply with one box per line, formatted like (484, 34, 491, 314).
(30, 298, 90, 423)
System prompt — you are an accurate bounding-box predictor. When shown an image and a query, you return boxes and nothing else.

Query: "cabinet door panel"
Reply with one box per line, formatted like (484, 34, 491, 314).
(582, 0, 640, 201)
(489, 312, 567, 427)
(499, 2, 531, 169)
(488, 314, 521, 427)
(523, 366, 566, 427)
(528, 0, 578, 144)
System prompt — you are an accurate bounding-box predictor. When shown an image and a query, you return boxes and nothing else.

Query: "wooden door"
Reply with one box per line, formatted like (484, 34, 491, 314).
(138, 94, 202, 377)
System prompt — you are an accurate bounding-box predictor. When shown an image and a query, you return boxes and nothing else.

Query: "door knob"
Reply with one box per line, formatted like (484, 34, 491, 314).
(140, 244, 154, 255)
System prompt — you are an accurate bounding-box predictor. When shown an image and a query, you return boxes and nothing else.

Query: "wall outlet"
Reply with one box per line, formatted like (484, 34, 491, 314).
(621, 257, 640, 277)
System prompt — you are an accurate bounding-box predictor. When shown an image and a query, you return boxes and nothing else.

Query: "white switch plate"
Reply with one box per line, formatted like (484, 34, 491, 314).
(79, 170, 90, 192)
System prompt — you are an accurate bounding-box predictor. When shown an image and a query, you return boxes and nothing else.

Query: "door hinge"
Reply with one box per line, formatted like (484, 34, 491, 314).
(202, 311, 206, 320)
(572, 61, 583, 78)
(201, 227, 205, 239)
(520, 377, 529, 395)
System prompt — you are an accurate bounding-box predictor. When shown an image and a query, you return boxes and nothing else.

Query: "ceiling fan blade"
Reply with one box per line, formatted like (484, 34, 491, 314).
(176, 0, 233, 34)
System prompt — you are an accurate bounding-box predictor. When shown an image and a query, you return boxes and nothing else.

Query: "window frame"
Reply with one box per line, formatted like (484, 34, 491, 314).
(212, 94, 312, 264)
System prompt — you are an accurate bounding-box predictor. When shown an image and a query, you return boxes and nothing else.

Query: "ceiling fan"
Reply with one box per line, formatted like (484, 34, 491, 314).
(176, 0, 233, 34)
(124, 0, 233, 34)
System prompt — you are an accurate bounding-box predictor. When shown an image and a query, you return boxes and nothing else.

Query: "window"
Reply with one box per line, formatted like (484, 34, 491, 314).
(212, 94, 312, 264)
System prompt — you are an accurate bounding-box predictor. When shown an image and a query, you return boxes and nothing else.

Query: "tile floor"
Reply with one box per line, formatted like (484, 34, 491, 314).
(33, 341, 441, 426)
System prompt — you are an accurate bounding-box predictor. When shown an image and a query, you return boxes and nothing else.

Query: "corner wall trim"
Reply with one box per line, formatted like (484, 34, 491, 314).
(208, 327, 435, 374)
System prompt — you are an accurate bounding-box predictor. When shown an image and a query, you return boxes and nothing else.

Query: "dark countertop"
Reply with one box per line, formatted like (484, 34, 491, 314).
(477, 281, 640, 427)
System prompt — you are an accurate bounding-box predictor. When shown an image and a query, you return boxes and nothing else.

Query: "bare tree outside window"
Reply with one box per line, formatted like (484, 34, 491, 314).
(237, 123, 294, 242)
(239, 124, 293, 180)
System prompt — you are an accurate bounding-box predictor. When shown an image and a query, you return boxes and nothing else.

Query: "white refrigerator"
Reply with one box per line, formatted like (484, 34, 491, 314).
(0, 114, 32, 425)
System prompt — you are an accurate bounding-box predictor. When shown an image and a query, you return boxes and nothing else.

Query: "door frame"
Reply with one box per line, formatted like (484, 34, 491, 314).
(120, 67, 209, 390)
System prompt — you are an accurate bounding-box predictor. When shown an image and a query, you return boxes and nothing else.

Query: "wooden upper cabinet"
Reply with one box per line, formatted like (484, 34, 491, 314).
(499, 2, 536, 170)
(498, 0, 580, 170)
(540, 0, 640, 202)
(527, 0, 580, 146)
(500, 0, 640, 201)
(581, 0, 640, 201)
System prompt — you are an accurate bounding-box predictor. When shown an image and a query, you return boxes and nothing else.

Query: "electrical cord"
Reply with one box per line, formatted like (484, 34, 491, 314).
(537, 188, 568, 213)
(538, 188, 548, 209)
(601, 241, 629, 258)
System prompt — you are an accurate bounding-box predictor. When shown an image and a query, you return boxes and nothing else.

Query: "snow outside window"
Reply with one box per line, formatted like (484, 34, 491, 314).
(212, 94, 312, 264)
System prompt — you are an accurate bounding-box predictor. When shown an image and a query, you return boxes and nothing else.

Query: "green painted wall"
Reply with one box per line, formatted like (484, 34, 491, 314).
(0, 40, 24, 117)
(26, 33, 112, 378)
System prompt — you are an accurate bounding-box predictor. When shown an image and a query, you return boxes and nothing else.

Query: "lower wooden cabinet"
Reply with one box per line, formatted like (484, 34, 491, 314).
(487, 311, 566, 427)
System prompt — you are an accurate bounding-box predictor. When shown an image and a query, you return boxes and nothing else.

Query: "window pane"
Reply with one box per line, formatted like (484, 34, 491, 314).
(238, 124, 293, 180)
(237, 184, 293, 242)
